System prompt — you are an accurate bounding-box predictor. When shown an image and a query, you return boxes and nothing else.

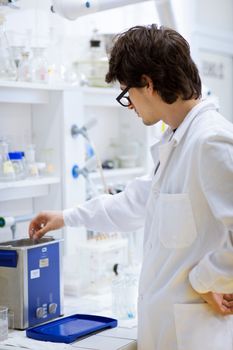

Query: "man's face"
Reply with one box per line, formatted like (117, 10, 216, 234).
(119, 84, 163, 126)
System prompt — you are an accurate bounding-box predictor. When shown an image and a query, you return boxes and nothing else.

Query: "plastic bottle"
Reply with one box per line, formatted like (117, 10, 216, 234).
(0, 14, 17, 81)
(0, 140, 15, 181)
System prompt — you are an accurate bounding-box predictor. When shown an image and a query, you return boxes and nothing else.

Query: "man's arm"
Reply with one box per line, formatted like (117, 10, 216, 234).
(189, 131, 233, 313)
(29, 174, 152, 240)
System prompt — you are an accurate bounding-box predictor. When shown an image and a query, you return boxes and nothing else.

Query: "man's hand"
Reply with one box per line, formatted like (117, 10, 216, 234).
(200, 291, 233, 315)
(29, 211, 64, 241)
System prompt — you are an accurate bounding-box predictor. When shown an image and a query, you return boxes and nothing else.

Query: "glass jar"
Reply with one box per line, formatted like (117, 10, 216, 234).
(0, 14, 17, 81)
(25, 144, 39, 178)
(75, 30, 109, 87)
(31, 47, 48, 83)
(17, 51, 32, 82)
(0, 141, 15, 182)
(8, 152, 26, 180)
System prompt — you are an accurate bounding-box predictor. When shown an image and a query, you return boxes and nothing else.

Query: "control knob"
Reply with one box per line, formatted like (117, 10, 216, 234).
(48, 303, 57, 314)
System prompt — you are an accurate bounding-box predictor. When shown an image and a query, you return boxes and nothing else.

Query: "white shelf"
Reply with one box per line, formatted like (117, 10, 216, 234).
(0, 176, 60, 201)
(0, 81, 120, 106)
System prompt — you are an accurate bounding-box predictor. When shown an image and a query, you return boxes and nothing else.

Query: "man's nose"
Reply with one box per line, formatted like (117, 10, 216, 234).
(128, 103, 134, 110)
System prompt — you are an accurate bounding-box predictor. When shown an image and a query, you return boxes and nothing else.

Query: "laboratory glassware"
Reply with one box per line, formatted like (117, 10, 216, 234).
(17, 51, 32, 82)
(25, 144, 39, 177)
(8, 152, 26, 180)
(112, 264, 138, 320)
(31, 47, 48, 83)
(0, 14, 17, 81)
(0, 140, 15, 181)
(0, 306, 8, 341)
(75, 29, 109, 87)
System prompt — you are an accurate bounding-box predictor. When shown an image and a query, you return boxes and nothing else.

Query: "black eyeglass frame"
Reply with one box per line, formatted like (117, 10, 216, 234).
(116, 86, 131, 107)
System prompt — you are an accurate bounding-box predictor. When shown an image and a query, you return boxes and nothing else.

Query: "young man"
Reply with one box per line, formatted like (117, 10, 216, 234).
(29, 24, 233, 350)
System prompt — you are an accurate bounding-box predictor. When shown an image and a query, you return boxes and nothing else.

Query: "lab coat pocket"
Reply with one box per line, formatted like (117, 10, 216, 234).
(158, 193, 197, 248)
(174, 303, 233, 350)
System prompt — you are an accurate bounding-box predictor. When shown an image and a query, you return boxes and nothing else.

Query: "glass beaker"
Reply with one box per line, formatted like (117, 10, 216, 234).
(0, 14, 17, 81)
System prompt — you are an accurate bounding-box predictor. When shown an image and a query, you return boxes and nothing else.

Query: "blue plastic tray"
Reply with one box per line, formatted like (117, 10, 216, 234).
(26, 314, 118, 343)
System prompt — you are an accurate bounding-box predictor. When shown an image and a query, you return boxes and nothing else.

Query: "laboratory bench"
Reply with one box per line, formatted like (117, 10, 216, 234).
(0, 294, 138, 350)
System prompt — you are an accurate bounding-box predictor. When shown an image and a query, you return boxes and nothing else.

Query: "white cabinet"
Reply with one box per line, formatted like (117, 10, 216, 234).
(0, 82, 157, 250)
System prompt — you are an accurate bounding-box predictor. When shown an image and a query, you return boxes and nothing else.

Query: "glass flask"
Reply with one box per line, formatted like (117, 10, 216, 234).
(0, 140, 15, 182)
(31, 47, 48, 83)
(17, 51, 32, 82)
(0, 14, 17, 81)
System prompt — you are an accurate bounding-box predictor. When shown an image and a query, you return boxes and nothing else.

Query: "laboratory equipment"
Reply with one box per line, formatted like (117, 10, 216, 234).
(26, 314, 117, 343)
(17, 51, 32, 82)
(67, 238, 128, 295)
(24, 144, 39, 177)
(71, 118, 97, 141)
(0, 213, 35, 240)
(71, 119, 108, 194)
(8, 152, 26, 180)
(50, 0, 176, 29)
(0, 306, 8, 341)
(0, 237, 63, 329)
(75, 29, 108, 88)
(72, 155, 99, 199)
(0, 14, 17, 81)
(0, 0, 19, 10)
(112, 264, 139, 320)
(31, 47, 48, 83)
(0, 140, 15, 181)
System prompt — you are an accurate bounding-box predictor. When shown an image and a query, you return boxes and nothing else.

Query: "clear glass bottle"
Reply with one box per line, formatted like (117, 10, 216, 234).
(17, 51, 32, 82)
(31, 47, 48, 83)
(111, 264, 138, 320)
(0, 141, 15, 182)
(25, 144, 39, 178)
(8, 152, 26, 180)
(77, 29, 108, 87)
(0, 14, 17, 81)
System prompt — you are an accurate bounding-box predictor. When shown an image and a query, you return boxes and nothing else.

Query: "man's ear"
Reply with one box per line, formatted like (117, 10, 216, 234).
(141, 75, 154, 93)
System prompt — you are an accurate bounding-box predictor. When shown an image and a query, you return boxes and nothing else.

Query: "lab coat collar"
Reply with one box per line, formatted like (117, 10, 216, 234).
(150, 99, 217, 166)
(169, 99, 217, 146)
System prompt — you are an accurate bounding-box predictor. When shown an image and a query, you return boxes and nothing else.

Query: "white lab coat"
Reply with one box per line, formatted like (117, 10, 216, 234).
(64, 100, 233, 350)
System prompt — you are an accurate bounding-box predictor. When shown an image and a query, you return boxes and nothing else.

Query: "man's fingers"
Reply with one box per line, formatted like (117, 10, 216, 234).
(223, 294, 233, 301)
(222, 298, 233, 308)
(32, 225, 50, 240)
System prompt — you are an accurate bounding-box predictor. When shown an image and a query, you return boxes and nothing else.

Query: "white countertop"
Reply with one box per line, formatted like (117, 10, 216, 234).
(0, 294, 138, 350)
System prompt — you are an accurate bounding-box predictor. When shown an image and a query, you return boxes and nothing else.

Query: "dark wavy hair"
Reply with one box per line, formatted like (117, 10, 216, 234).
(106, 24, 202, 103)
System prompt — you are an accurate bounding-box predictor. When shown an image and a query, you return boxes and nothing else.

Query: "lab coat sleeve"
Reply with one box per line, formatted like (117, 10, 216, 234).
(189, 131, 233, 293)
(63, 174, 152, 233)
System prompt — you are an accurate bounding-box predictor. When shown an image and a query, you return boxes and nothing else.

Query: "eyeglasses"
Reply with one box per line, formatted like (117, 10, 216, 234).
(116, 86, 131, 107)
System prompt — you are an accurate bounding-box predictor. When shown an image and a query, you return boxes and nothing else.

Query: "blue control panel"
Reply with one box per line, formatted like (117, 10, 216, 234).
(27, 242, 61, 327)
